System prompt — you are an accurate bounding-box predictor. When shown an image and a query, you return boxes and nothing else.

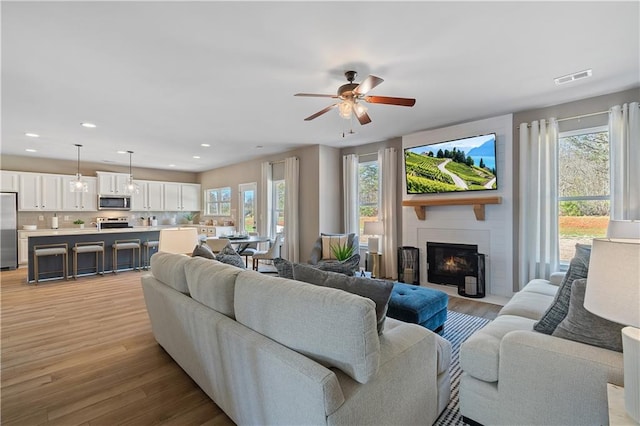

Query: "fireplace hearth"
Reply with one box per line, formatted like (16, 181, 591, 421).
(427, 242, 485, 298)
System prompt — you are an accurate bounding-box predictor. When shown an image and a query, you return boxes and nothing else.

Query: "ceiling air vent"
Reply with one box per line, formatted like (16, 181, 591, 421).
(554, 69, 592, 85)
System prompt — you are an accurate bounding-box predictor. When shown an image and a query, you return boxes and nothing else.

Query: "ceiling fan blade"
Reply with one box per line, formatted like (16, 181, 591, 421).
(353, 75, 384, 95)
(364, 95, 416, 107)
(295, 93, 338, 98)
(304, 104, 338, 121)
(355, 108, 372, 125)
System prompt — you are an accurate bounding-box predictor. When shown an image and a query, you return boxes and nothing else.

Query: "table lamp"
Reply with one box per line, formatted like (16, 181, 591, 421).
(584, 237, 640, 422)
(158, 227, 198, 255)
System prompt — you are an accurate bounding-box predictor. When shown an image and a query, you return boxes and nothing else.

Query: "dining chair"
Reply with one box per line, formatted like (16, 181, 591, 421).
(206, 238, 232, 254)
(238, 232, 259, 268)
(252, 234, 283, 271)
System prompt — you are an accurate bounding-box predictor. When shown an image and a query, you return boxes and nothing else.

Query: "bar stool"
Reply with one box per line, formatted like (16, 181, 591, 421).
(72, 241, 105, 278)
(142, 240, 159, 269)
(33, 243, 69, 284)
(112, 239, 141, 273)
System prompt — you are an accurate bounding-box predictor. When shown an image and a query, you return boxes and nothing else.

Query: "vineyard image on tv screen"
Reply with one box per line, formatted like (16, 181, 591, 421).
(404, 133, 497, 194)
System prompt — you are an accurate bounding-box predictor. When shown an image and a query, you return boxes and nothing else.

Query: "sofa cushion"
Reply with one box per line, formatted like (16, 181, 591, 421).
(185, 256, 243, 318)
(292, 263, 393, 334)
(553, 279, 624, 352)
(234, 271, 381, 384)
(460, 315, 536, 382)
(498, 290, 555, 321)
(150, 251, 191, 294)
(521, 279, 559, 297)
(534, 244, 591, 334)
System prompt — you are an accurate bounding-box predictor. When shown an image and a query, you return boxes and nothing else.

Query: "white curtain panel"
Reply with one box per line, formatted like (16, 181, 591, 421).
(259, 161, 272, 238)
(519, 119, 559, 285)
(284, 156, 299, 262)
(379, 147, 398, 279)
(343, 154, 359, 235)
(609, 102, 640, 220)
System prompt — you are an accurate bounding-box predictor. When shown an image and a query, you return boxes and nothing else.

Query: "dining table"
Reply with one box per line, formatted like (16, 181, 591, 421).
(206, 235, 271, 253)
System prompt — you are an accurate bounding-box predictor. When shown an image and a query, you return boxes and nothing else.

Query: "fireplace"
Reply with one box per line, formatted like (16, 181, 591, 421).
(426, 242, 485, 298)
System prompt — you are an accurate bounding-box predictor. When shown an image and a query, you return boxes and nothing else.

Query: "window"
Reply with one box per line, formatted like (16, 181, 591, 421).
(238, 183, 257, 234)
(558, 126, 609, 263)
(273, 180, 285, 235)
(358, 158, 379, 245)
(204, 187, 231, 216)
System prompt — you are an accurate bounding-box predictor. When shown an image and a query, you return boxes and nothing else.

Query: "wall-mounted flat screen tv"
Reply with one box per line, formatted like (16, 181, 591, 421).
(404, 133, 497, 194)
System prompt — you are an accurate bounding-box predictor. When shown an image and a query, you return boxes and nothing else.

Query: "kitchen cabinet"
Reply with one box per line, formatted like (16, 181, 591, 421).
(18, 173, 62, 211)
(61, 176, 97, 211)
(18, 233, 28, 265)
(1, 171, 19, 192)
(131, 180, 164, 211)
(164, 183, 201, 211)
(96, 172, 130, 195)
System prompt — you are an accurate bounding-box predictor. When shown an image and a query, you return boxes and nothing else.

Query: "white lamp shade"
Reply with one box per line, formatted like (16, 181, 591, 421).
(363, 221, 384, 236)
(584, 238, 640, 328)
(607, 220, 640, 238)
(158, 227, 198, 255)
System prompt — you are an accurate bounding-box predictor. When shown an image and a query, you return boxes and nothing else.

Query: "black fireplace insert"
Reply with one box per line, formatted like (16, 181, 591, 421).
(426, 242, 485, 298)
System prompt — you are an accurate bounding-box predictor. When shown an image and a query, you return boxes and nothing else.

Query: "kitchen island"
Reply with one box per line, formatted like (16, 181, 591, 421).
(24, 227, 170, 283)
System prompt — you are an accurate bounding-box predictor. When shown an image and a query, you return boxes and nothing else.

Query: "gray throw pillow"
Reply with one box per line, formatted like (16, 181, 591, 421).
(273, 257, 294, 279)
(292, 263, 393, 334)
(216, 246, 245, 269)
(534, 244, 591, 334)
(192, 243, 215, 259)
(552, 278, 624, 352)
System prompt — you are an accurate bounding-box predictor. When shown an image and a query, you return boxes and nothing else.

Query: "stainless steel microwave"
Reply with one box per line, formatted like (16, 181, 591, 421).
(98, 195, 131, 210)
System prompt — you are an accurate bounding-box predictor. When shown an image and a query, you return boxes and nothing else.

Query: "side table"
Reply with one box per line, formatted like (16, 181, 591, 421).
(608, 383, 639, 425)
(365, 252, 382, 278)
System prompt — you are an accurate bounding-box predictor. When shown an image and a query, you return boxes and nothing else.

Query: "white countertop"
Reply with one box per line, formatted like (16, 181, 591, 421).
(19, 225, 177, 238)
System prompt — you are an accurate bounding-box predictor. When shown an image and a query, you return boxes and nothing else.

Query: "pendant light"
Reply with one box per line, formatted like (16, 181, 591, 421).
(123, 150, 140, 195)
(70, 144, 88, 192)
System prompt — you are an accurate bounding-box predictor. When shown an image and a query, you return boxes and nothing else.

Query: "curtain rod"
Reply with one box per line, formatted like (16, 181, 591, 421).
(522, 104, 639, 127)
(269, 160, 285, 165)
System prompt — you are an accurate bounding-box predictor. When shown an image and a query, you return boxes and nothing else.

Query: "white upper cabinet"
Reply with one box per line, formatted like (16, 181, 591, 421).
(18, 173, 62, 211)
(1, 171, 19, 192)
(163, 183, 200, 211)
(61, 176, 97, 211)
(131, 180, 164, 211)
(96, 172, 130, 195)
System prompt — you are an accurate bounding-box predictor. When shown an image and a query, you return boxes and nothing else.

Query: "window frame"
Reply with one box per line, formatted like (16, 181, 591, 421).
(358, 155, 380, 248)
(272, 179, 285, 236)
(557, 124, 610, 267)
(204, 186, 232, 216)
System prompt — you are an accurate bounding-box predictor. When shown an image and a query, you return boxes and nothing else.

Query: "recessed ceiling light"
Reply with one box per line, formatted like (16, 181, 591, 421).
(117, 150, 126, 154)
(201, 143, 210, 147)
(168, 164, 176, 167)
(25, 132, 40, 138)
(81, 122, 97, 128)
(193, 156, 201, 159)
(25, 148, 37, 152)
(554, 69, 592, 85)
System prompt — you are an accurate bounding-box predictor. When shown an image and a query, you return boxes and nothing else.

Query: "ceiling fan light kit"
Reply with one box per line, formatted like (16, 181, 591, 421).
(295, 70, 415, 125)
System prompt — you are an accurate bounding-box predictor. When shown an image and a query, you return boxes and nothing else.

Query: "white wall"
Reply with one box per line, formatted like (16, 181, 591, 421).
(402, 114, 514, 297)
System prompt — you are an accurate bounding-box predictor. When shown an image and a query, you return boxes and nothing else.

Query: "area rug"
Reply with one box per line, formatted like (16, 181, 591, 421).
(434, 310, 491, 426)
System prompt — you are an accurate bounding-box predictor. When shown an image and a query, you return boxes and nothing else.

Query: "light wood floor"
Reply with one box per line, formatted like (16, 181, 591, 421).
(1, 267, 501, 425)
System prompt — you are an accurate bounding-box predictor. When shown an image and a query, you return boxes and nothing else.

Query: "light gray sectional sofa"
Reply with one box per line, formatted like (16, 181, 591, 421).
(142, 252, 452, 425)
(459, 273, 624, 426)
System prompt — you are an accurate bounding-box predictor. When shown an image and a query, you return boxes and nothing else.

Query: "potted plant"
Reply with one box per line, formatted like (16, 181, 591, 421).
(184, 213, 194, 225)
(331, 241, 356, 261)
(73, 219, 85, 229)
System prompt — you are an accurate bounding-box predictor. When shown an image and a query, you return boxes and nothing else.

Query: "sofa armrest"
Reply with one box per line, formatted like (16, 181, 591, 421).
(549, 271, 565, 285)
(497, 330, 623, 425)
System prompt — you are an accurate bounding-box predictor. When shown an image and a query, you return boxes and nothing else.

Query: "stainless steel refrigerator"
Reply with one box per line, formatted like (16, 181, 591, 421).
(1, 192, 18, 270)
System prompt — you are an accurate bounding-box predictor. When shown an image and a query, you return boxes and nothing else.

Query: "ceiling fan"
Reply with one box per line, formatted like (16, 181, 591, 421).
(294, 71, 416, 125)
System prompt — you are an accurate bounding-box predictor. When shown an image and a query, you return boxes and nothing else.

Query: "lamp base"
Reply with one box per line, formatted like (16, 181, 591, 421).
(623, 326, 640, 423)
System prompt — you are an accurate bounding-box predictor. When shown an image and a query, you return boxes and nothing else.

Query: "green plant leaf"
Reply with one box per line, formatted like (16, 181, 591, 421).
(330, 241, 355, 261)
